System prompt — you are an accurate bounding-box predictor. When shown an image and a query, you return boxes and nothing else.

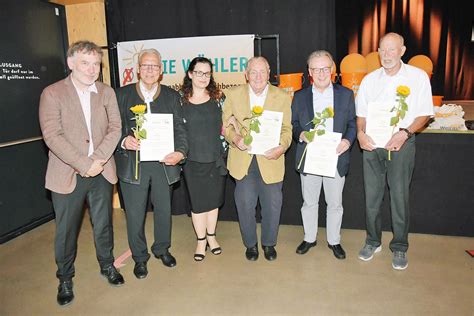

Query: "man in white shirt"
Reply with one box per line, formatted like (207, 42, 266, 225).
(223, 57, 292, 261)
(39, 41, 123, 306)
(356, 32, 433, 270)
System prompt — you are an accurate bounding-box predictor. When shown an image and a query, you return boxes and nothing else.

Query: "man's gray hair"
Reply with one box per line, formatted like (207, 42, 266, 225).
(307, 50, 334, 66)
(138, 48, 162, 64)
(379, 32, 404, 46)
(246, 56, 270, 72)
(67, 40, 103, 58)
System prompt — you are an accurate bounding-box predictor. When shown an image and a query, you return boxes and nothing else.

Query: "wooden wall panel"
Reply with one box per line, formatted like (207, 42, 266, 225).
(101, 48, 110, 85)
(65, 2, 107, 46)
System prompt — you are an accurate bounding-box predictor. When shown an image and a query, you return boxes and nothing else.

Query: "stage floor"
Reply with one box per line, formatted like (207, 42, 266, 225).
(1, 210, 472, 315)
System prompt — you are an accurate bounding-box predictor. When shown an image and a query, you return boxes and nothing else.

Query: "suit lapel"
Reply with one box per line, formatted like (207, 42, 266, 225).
(65, 76, 89, 133)
(239, 85, 252, 121)
(263, 84, 276, 110)
(333, 84, 342, 132)
(305, 87, 314, 128)
(90, 87, 100, 145)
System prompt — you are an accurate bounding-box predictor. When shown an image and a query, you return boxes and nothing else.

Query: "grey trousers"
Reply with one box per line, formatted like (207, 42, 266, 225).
(52, 175, 114, 281)
(120, 162, 172, 263)
(300, 171, 345, 245)
(362, 137, 415, 252)
(234, 158, 283, 248)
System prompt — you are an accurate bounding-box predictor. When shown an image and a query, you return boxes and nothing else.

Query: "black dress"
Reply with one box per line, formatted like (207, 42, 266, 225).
(182, 98, 227, 213)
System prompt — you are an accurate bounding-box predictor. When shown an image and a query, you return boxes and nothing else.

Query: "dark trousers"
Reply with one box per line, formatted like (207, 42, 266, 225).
(52, 175, 114, 281)
(234, 157, 283, 248)
(362, 137, 415, 252)
(120, 162, 171, 263)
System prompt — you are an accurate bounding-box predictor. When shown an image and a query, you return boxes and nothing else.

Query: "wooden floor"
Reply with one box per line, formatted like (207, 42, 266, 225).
(0, 210, 473, 315)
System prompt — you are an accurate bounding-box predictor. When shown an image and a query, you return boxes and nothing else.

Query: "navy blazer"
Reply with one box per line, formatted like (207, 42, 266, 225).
(291, 84, 356, 176)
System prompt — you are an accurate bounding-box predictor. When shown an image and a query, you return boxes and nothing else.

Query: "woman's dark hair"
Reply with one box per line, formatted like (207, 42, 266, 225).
(181, 57, 221, 101)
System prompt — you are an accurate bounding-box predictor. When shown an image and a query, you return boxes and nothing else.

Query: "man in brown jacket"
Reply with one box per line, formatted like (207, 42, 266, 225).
(223, 57, 292, 261)
(39, 41, 123, 306)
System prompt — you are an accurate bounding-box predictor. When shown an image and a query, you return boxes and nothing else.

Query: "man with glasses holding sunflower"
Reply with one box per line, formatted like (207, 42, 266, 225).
(291, 50, 356, 260)
(115, 49, 188, 279)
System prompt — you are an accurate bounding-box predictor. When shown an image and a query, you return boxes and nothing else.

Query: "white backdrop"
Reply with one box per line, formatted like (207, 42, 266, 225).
(117, 34, 254, 90)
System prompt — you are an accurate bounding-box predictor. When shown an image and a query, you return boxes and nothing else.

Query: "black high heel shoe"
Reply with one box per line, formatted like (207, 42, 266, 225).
(194, 236, 207, 261)
(206, 232, 222, 255)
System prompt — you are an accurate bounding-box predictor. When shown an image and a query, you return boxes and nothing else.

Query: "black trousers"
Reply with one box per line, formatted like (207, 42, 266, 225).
(52, 175, 114, 281)
(119, 162, 172, 263)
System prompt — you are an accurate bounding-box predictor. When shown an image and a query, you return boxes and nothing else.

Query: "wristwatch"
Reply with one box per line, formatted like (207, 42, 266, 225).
(400, 128, 414, 139)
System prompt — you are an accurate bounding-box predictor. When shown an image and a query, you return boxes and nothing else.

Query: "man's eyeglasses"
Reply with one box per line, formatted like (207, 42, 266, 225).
(140, 64, 161, 71)
(193, 71, 212, 78)
(309, 67, 331, 74)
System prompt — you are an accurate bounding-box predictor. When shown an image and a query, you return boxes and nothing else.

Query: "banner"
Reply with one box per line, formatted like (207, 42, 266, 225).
(117, 34, 254, 90)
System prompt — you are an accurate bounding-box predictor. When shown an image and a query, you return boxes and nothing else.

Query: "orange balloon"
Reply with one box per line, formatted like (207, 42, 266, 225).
(340, 53, 367, 73)
(365, 52, 381, 73)
(408, 55, 433, 76)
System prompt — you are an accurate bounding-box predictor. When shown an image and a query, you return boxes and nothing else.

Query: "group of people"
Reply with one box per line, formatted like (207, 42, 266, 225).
(38, 31, 433, 306)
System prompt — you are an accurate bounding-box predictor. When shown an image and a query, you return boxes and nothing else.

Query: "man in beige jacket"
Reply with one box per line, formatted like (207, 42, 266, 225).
(223, 56, 292, 261)
(39, 41, 123, 306)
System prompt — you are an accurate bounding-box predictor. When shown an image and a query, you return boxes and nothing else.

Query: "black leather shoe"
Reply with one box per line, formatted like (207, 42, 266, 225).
(100, 265, 125, 286)
(157, 252, 177, 267)
(245, 245, 259, 261)
(57, 280, 74, 306)
(328, 244, 346, 259)
(296, 241, 317, 254)
(263, 246, 277, 261)
(133, 262, 148, 279)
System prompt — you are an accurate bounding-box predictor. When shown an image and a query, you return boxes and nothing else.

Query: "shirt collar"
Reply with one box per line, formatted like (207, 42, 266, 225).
(379, 61, 408, 79)
(139, 80, 158, 96)
(311, 83, 333, 95)
(71, 77, 97, 93)
(249, 83, 269, 98)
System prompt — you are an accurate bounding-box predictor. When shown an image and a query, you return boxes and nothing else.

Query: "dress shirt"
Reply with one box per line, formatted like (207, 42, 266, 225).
(139, 80, 158, 113)
(71, 78, 97, 156)
(356, 62, 434, 128)
(249, 83, 269, 109)
(312, 84, 334, 132)
(121, 80, 158, 149)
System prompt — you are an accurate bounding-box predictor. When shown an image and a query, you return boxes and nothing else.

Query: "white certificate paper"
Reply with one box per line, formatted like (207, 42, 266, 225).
(366, 101, 397, 148)
(303, 131, 342, 177)
(140, 113, 174, 161)
(248, 110, 283, 155)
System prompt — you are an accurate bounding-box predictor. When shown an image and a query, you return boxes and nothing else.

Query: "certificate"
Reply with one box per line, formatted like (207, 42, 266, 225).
(366, 101, 397, 148)
(248, 110, 283, 155)
(303, 131, 342, 177)
(140, 113, 174, 161)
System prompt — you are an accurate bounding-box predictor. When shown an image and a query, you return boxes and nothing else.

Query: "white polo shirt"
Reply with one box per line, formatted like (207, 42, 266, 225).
(356, 62, 434, 128)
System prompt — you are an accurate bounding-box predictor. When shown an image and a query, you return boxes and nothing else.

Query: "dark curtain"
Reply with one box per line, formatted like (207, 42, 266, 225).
(105, 0, 336, 88)
(335, 0, 473, 99)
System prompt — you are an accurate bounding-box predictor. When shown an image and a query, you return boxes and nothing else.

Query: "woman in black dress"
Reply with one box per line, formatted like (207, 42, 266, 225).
(180, 57, 227, 261)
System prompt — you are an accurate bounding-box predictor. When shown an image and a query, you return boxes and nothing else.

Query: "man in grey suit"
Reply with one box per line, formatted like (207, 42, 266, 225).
(39, 41, 124, 306)
(291, 50, 356, 259)
(114, 49, 187, 279)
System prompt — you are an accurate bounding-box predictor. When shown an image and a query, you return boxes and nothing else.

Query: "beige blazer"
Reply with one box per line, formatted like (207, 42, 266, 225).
(223, 83, 292, 184)
(39, 75, 122, 194)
